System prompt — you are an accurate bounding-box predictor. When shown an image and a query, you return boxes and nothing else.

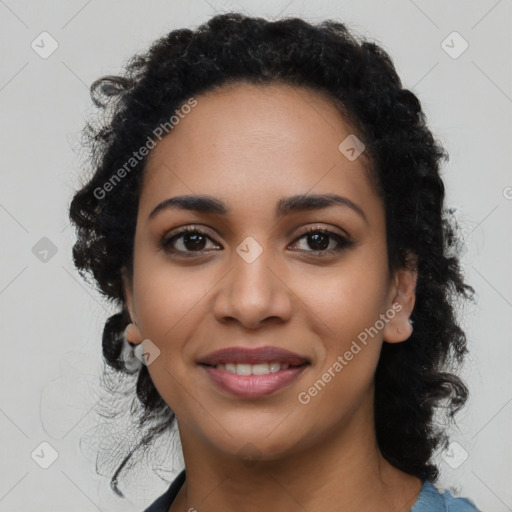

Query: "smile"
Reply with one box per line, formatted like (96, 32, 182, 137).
(200, 362, 309, 398)
(213, 362, 291, 375)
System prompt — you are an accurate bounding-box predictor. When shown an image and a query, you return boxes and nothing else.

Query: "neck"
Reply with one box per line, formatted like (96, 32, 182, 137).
(171, 390, 422, 512)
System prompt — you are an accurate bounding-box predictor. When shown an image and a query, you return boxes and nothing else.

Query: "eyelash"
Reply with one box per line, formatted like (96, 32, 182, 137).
(161, 225, 354, 257)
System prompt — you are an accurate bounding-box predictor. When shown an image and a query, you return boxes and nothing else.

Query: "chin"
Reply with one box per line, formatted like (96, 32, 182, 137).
(200, 420, 306, 462)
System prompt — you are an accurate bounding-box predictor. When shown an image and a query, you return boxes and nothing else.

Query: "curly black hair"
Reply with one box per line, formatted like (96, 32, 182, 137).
(69, 12, 475, 497)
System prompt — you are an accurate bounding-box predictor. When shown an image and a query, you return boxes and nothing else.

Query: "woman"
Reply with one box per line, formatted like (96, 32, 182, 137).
(69, 12, 481, 512)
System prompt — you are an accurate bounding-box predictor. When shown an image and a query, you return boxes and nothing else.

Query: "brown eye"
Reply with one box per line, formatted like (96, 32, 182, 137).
(291, 228, 353, 256)
(304, 231, 330, 251)
(161, 227, 220, 255)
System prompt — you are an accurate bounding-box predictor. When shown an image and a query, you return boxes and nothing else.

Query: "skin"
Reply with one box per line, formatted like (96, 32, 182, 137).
(123, 82, 421, 512)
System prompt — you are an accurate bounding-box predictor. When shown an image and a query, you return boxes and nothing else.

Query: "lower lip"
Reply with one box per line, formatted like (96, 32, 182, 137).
(200, 364, 308, 398)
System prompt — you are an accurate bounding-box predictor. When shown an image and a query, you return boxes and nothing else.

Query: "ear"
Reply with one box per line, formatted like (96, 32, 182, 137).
(382, 254, 418, 344)
(121, 267, 142, 344)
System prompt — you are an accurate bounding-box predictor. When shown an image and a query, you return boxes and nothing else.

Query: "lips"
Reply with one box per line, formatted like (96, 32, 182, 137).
(201, 364, 308, 398)
(197, 346, 310, 367)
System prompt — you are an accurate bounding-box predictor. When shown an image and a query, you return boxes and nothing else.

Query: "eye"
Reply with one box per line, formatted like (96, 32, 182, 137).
(161, 226, 221, 256)
(161, 225, 354, 257)
(290, 227, 354, 256)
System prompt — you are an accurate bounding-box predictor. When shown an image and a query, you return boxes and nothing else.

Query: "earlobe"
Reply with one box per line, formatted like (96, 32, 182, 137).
(124, 322, 142, 344)
(383, 260, 418, 344)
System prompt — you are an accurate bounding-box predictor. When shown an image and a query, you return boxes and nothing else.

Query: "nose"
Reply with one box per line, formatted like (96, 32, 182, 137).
(212, 241, 293, 330)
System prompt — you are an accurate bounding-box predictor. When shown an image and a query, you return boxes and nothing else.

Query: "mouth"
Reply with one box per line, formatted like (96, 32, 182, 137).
(199, 361, 307, 376)
(198, 346, 311, 399)
(199, 363, 309, 398)
(197, 345, 310, 367)
(197, 346, 310, 398)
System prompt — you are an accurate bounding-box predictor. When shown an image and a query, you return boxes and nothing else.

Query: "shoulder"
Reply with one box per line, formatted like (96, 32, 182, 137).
(143, 469, 186, 512)
(441, 485, 482, 512)
(411, 481, 481, 512)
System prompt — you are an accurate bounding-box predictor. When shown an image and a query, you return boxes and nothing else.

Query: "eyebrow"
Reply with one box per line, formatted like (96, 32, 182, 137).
(148, 193, 368, 223)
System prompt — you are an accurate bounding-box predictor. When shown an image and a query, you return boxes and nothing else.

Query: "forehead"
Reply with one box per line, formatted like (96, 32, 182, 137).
(140, 81, 379, 221)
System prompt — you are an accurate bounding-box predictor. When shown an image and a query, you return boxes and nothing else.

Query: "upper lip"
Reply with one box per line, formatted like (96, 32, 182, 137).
(197, 346, 310, 366)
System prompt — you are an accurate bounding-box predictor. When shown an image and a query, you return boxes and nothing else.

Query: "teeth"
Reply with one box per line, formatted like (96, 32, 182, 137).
(215, 362, 291, 375)
(237, 363, 252, 376)
(252, 363, 270, 375)
(225, 363, 237, 373)
(269, 362, 281, 373)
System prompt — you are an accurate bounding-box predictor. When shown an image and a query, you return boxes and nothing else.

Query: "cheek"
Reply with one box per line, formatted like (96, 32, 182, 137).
(130, 258, 210, 409)
(295, 258, 390, 344)
(292, 251, 390, 402)
(295, 274, 385, 424)
(132, 239, 209, 330)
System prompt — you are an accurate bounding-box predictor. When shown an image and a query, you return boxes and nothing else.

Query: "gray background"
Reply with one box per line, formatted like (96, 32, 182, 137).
(1, 0, 511, 510)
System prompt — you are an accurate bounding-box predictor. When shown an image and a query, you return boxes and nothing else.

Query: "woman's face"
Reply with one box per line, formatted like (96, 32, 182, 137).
(124, 82, 416, 461)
